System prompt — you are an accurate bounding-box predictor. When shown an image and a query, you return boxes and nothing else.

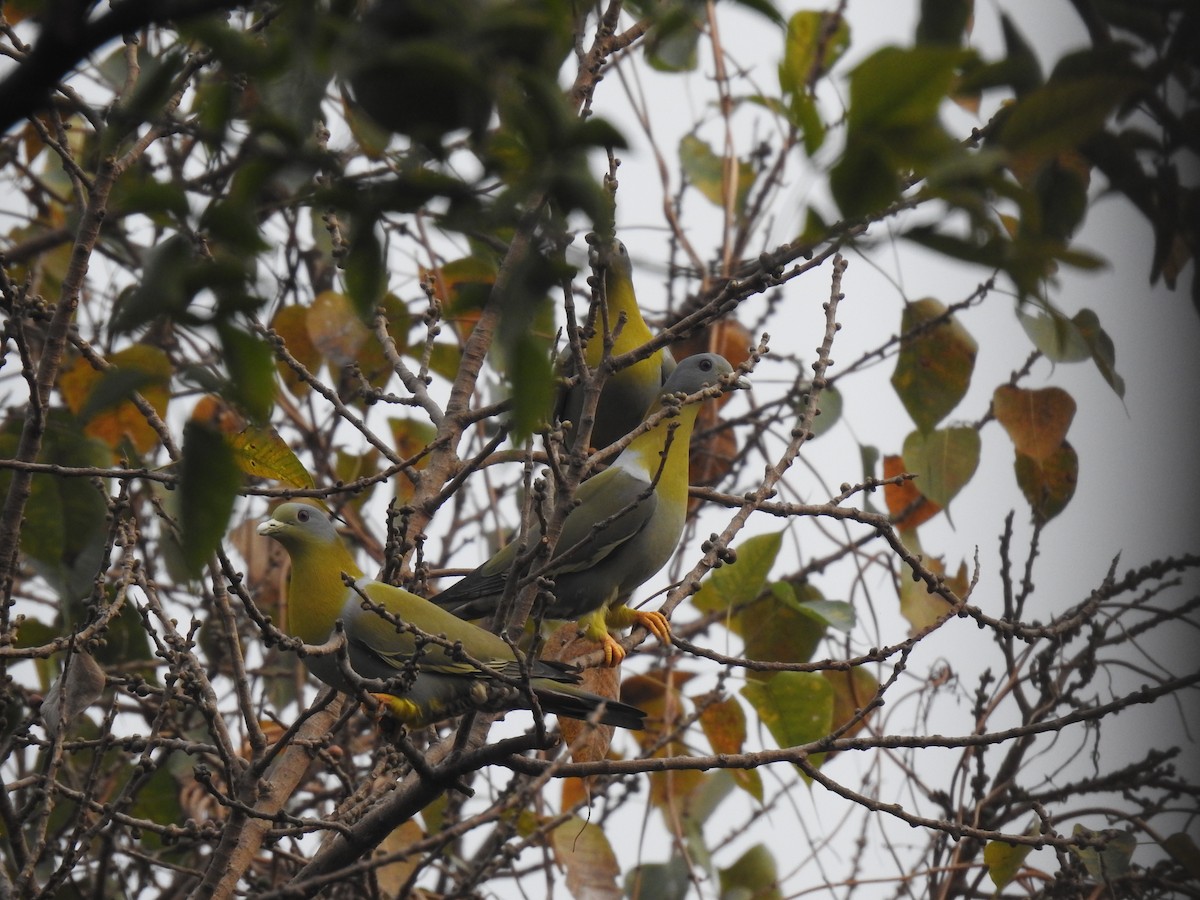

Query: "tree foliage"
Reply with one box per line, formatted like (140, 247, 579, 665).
(0, 0, 1197, 897)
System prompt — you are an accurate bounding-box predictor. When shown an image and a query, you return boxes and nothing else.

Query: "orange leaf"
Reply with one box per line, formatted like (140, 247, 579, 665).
(882, 454, 941, 530)
(388, 417, 437, 504)
(688, 406, 737, 512)
(993, 384, 1076, 460)
(191, 395, 245, 433)
(622, 671, 703, 810)
(822, 667, 879, 742)
(60, 345, 171, 454)
(424, 256, 496, 344)
(696, 691, 762, 800)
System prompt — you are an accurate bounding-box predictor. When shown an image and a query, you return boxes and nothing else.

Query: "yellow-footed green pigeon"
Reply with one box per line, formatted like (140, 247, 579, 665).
(434, 352, 748, 665)
(556, 238, 676, 450)
(257, 501, 645, 729)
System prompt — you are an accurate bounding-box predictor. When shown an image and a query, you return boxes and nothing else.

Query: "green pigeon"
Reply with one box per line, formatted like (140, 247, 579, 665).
(434, 352, 748, 665)
(257, 501, 645, 729)
(556, 238, 676, 450)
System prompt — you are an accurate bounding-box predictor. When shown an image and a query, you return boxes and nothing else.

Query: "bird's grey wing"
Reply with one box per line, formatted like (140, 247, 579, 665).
(546, 468, 658, 578)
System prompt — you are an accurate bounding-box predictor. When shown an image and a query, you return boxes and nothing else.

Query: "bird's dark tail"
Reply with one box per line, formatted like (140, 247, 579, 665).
(533, 683, 646, 730)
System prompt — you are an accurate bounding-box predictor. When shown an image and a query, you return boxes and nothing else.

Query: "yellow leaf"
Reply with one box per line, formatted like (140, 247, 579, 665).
(307, 290, 368, 365)
(227, 424, 315, 489)
(374, 819, 425, 897)
(271, 305, 322, 396)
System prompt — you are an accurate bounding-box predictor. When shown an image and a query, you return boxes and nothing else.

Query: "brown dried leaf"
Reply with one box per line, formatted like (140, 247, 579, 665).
(543, 623, 617, 764)
(993, 384, 1076, 460)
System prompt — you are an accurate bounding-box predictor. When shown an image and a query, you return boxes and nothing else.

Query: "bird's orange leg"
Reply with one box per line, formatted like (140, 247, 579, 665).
(605, 604, 672, 648)
(577, 607, 628, 667)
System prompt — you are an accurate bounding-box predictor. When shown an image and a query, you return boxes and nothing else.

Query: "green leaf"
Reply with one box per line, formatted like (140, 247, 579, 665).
(859, 443, 880, 513)
(891, 298, 977, 432)
(718, 844, 782, 900)
(126, 756, 185, 852)
(830, 140, 905, 220)
(179, 420, 242, 577)
(846, 45, 970, 132)
(219, 325, 277, 422)
(682, 770, 736, 874)
(779, 11, 849, 97)
(692, 532, 783, 623)
(1014, 442, 1078, 524)
(786, 594, 855, 633)
(626, 857, 690, 900)
(1017, 306, 1091, 362)
(1073, 308, 1126, 399)
(741, 671, 833, 757)
(832, 45, 972, 218)
(642, 1, 704, 72)
(0, 413, 110, 603)
(508, 334, 555, 443)
(998, 14, 1044, 95)
(791, 91, 827, 155)
(902, 426, 981, 508)
(996, 75, 1137, 160)
(1162, 832, 1200, 880)
(112, 234, 196, 333)
(738, 583, 826, 678)
(916, 0, 973, 46)
(345, 223, 387, 320)
(425, 343, 463, 382)
(679, 135, 757, 216)
(807, 384, 842, 438)
(1072, 825, 1136, 883)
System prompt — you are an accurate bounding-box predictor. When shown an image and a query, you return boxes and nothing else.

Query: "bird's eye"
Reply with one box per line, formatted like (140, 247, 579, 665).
(699, 358, 713, 371)
(297, 509, 309, 522)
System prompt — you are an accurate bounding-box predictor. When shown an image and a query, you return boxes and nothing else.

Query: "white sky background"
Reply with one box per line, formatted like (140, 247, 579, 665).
(568, 0, 1200, 892)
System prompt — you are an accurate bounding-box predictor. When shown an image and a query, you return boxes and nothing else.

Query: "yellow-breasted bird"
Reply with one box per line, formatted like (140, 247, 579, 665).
(433, 352, 748, 666)
(257, 501, 645, 729)
(556, 239, 676, 451)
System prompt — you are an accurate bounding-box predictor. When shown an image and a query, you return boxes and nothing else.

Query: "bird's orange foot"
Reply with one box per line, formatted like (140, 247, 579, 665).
(631, 609, 672, 646)
(600, 633, 627, 668)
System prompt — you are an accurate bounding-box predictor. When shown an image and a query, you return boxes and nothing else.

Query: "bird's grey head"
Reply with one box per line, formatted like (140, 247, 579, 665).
(256, 501, 339, 546)
(660, 353, 749, 397)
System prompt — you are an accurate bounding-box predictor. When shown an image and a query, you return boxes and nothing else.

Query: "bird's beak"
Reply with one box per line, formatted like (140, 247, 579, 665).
(257, 517, 283, 536)
(725, 374, 751, 391)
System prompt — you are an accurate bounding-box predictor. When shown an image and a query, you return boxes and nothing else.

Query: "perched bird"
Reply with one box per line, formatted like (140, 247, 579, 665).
(257, 501, 645, 729)
(434, 353, 749, 666)
(556, 238, 676, 451)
